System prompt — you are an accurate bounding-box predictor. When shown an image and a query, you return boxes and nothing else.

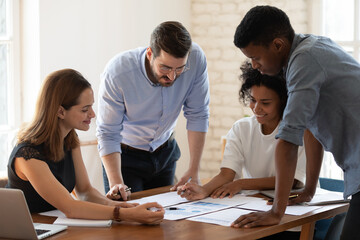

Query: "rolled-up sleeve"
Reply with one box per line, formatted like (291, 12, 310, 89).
(96, 72, 125, 157)
(183, 48, 210, 132)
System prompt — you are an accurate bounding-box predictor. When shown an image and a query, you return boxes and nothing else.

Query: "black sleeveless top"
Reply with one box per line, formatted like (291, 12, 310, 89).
(6, 142, 75, 213)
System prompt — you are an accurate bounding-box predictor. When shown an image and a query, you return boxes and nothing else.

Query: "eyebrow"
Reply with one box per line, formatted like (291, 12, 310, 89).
(250, 97, 273, 101)
(160, 63, 186, 69)
(82, 104, 93, 109)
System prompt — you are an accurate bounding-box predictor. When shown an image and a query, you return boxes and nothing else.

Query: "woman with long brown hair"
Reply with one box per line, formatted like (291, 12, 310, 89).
(7, 69, 164, 223)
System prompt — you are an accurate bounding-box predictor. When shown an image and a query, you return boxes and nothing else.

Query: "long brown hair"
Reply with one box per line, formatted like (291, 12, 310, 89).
(17, 69, 91, 162)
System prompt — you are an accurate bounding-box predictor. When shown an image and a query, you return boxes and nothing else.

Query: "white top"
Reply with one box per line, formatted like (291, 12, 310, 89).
(221, 116, 306, 184)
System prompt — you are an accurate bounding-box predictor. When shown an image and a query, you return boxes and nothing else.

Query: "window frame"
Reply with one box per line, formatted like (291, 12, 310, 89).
(0, 0, 20, 175)
(310, 0, 360, 61)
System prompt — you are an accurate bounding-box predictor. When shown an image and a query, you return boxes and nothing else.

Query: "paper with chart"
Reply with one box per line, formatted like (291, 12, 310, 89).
(164, 195, 261, 220)
(187, 208, 254, 226)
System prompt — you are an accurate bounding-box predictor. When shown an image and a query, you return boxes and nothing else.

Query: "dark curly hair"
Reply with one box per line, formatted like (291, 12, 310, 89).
(234, 5, 294, 48)
(239, 61, 288, 117)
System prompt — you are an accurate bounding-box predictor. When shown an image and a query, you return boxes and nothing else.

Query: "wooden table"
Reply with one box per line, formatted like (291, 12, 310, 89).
(32, 186, 348, 240)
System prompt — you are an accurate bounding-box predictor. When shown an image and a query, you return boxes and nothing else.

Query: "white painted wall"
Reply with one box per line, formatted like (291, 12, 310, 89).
(20, 0, 191, 193)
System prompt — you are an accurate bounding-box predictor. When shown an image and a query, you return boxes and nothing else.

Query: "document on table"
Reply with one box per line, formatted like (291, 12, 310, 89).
(260, 188, 349, 206)
(237, 199, 321, 215)
(40, 210, 112, 227)
(164, 195, 261, 220)
(128, 191, 189, 207)
(187, 208, 254, 227)
(303, 188, 349, 206)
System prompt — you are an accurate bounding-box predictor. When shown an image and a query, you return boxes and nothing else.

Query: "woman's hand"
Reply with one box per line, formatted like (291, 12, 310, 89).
(121, 202, 165, 225)
(210, 181, 241, 199)
(177, 182, 208, 200)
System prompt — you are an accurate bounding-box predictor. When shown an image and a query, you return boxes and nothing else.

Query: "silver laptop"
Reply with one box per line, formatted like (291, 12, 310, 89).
(0, 188, 67, 239)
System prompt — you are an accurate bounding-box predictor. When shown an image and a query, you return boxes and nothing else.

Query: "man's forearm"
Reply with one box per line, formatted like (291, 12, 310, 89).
(304, 129, 323, 195)
(187, 130, 206, 175)
(101, 152, 123, 188)
(272, 139, 299, 216)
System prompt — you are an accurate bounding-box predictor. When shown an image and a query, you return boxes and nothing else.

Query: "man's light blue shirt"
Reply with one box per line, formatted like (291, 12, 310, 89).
(276, 34, 360, 198)
(96, 43, 210, 157)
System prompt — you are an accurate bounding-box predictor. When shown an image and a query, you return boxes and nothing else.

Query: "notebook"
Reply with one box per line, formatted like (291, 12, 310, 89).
(0, 188, 67, 240)
(260, 188, 349, 206)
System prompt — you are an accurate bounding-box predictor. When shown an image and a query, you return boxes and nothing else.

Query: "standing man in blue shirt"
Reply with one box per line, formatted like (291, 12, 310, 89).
(231, 6, 360, 239)
(96, 21, 210, 201)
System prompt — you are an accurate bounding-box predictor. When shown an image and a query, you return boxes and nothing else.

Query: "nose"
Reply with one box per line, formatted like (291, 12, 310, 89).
(89, 107, 96, 118)
(251, 59, 260, 70)
(166, 70, 177, 81)
(253, 102, 260, 113)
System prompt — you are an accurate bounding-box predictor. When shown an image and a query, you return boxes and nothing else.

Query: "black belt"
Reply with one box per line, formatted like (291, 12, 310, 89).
(121, 133, 174, 154)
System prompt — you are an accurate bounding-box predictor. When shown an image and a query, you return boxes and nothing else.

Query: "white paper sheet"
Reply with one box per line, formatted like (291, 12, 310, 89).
(237, 199, 321, 215)
(187, 208, 254, 226)
(40, 210, 112, 227)
(128, 191, 188, 207)
(53, 217, 112, 227)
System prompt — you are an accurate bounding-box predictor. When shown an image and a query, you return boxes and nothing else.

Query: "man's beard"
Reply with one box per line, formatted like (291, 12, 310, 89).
(150, 65, 177, 87)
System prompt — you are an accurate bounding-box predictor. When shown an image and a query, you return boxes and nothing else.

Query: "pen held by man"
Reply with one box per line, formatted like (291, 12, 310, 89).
(107, 186, 132, 201)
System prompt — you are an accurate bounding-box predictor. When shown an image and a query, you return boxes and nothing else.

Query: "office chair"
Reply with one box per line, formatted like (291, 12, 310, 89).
(313, 177, 347, 240)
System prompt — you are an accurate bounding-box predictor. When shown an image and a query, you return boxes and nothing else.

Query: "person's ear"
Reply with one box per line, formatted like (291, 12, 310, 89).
(57, 106, 66, 119)
(273, 38, 285, 52)
(146, 47, 153, 61)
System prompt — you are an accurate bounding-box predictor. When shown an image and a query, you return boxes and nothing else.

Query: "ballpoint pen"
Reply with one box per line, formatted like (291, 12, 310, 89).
(181, 177, 192, 194)
(267, 194, 299, 203)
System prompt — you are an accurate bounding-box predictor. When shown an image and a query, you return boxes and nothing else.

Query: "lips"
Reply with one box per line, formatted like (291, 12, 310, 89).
(83, 120, 91, 124)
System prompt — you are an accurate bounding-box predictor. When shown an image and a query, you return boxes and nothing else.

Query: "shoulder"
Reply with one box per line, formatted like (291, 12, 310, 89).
(189, 42, 205, 58)
(232, 116, 257, 130)
(228, 116, 257, 136)
(103, 47, 146, 79)
(14, 143, 46, 161)
(291, 34, 341, 61)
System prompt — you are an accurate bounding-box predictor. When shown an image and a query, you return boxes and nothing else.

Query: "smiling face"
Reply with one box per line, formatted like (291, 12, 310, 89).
(146, 48, 189, 87)
(240, 40, 288, 76)
(249, 85, 282, 134)
(59, 88, 95, 133)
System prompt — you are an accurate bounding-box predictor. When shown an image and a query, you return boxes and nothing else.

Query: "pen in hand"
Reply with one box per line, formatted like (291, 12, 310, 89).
(181, 177, 192, 194)
(112, 187, 132, 197)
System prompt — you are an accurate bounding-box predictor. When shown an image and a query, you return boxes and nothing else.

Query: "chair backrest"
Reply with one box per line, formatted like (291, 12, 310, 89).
(0, 175, 8, 188)
(319, 177, 344, 192)
(314, 177, 346, 240)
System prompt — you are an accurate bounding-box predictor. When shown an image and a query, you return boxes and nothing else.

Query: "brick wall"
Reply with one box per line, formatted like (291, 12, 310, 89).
(190, 0, 308, 178)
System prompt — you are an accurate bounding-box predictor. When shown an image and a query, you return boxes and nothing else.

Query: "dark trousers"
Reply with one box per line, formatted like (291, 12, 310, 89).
(340, 191, 360, 240)
(102, 138, 181, 193)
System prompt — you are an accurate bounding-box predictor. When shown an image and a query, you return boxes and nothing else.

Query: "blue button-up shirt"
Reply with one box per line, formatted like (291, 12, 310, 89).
(96, 43, 210, 156)
(276, 34, 360, 198)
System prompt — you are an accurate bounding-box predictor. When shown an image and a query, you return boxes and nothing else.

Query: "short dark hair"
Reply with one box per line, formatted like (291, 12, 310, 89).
(150, 21, 192, 58)
(234, 5, 295, 48)
(239, 61, 288, 117)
